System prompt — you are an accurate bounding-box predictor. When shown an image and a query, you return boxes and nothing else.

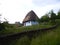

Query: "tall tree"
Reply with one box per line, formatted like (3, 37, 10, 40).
(57, 10, 60, 19)
(49, 10, 56, 24)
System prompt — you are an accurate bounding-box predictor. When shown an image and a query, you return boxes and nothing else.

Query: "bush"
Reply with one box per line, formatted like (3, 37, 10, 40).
(0, 23, 5, 30)
(56, 19, 60, 25)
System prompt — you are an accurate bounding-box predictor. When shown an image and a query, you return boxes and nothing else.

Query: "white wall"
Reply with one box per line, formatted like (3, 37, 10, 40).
(24, 21, 38, 26)
(31, 21, 38, 25)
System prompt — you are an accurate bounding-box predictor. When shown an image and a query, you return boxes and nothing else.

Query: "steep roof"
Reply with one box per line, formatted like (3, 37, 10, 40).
(23, 10, 39, 23)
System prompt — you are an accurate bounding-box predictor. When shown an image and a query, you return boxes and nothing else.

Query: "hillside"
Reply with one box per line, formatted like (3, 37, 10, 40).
(9, 25, 60, 45)
(0, 24, 52, 35)
(31, 25, 60, 45)
(0, 24, 60, 45)
(0, 6, 60, 45)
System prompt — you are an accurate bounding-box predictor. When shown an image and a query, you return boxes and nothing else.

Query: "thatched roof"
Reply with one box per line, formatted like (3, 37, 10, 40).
(23, 10, 39, 23)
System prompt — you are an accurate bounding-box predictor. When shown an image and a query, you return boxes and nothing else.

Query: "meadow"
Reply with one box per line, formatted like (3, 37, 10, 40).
(1, 24, 59, 45)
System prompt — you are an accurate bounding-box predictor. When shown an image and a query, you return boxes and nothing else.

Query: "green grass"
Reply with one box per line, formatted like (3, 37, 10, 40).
(0, 19, 60, 45)
(3, 25, 60, 45)
(31, 25, 60, 45)
(0, 24, 51, 35)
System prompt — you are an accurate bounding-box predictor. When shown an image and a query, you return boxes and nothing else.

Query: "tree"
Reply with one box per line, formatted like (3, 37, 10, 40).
(57, 10, 60, 19)
(0, 23, 5, 30)
(0, 14, 2, 23)
(49, 10, 56, 24)
(3, 21, 9, 27)
(40, 13, 50, 22)
(0, 15, 5, 30)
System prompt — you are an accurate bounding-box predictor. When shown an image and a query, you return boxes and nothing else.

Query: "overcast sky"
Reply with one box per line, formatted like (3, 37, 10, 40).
(0, 0, 60, 23)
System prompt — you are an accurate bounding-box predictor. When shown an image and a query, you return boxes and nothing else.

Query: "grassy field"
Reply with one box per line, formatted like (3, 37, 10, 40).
(6, 25, 59, 45)
(31, 25, 60, 45)
(0, 19, 60, 45)
(2, 24, 59, 45)
(0, 24, 52, 35)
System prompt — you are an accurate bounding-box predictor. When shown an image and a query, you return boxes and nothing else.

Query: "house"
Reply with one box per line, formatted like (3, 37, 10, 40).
(15, 22, 21, 27)
(23, 10, 39, 26)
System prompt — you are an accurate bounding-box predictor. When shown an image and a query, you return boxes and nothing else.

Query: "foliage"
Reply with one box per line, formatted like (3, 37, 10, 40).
(57, 10, 60, 19)
(0, 23, 5, 30)
(49, 10, 57, 25)
(55, 19, 60, 25)
(40, 13, 50, 22)
(0, 24, 51, 35)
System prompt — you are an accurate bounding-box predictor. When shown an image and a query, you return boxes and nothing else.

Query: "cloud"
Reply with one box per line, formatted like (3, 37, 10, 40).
(0, 0, 33, 23)
(31, 0, 60, 18)
(32, 0, 60, 6)
(0, 0, 60, 23)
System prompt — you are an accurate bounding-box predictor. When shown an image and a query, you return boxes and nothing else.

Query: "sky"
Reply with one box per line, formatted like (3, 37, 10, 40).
(0, 0, 60, 23)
